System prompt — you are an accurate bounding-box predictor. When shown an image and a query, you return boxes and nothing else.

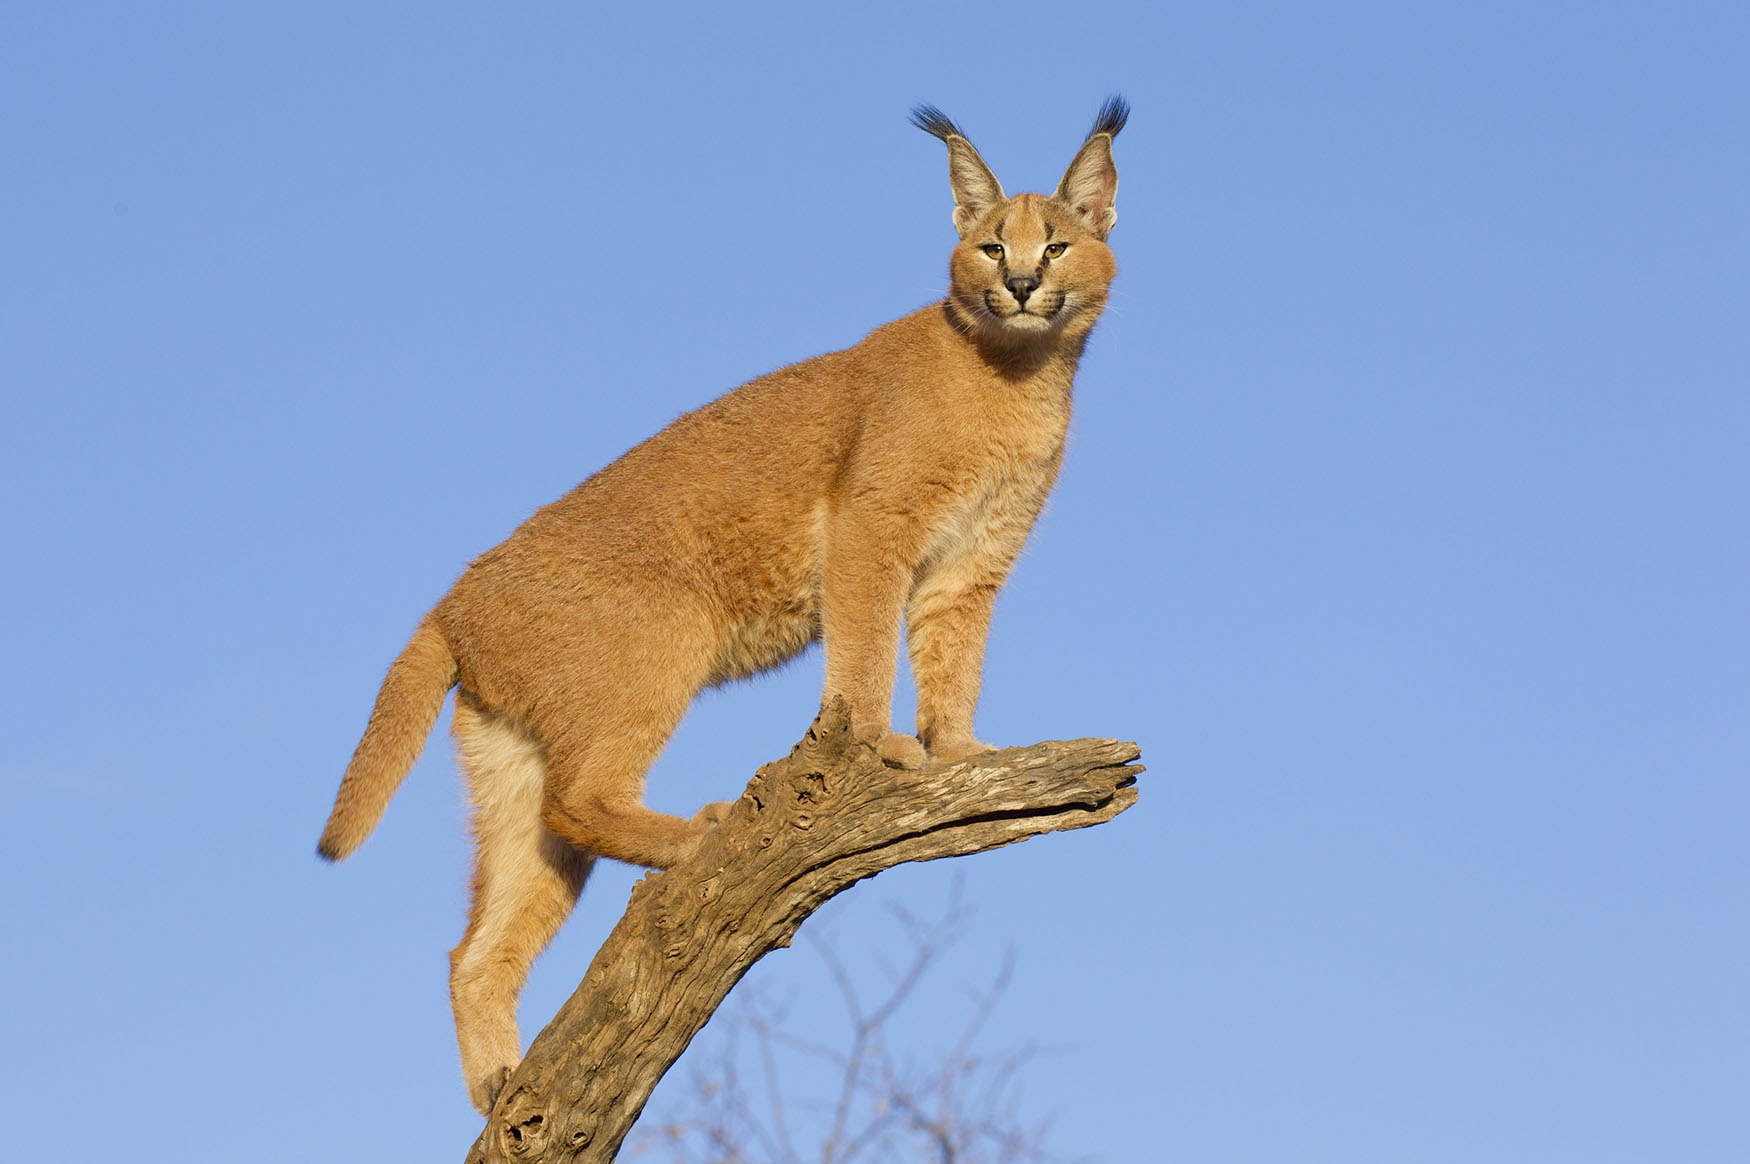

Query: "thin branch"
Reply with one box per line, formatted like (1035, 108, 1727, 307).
(754, 1008, 796, 1163)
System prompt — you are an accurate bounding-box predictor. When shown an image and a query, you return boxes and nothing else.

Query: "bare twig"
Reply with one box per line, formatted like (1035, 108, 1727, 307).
(638, 890, 1083, 1164)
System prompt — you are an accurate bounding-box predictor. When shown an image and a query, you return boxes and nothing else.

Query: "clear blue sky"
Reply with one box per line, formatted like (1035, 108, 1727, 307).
(3, 3, 1745, 1161)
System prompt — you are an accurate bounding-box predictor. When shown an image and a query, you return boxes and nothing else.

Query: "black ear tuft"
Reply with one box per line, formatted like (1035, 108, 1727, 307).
(910, 104, 970, 143)
(1088, 95, 1130, 140)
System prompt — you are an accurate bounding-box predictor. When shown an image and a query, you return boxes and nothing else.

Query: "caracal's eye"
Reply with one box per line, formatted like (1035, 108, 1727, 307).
(1044, 242, 1067, 259)
(981, 244, 1004, 260)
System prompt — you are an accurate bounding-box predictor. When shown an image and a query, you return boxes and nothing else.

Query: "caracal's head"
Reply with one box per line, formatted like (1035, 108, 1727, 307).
(913, 97, 1126, 346)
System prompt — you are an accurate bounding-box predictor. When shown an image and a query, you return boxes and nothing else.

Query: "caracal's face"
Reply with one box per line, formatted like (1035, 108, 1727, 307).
(949, 192, 1115, 339)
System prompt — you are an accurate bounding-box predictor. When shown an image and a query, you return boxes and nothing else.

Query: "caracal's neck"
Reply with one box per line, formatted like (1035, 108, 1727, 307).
(934, 300, 1095, 392)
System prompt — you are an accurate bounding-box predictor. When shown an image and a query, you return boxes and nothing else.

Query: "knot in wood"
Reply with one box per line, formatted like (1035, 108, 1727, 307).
(495, 1098, 550, 1158)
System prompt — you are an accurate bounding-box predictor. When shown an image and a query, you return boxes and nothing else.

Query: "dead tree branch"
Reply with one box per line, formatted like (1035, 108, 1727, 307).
(464, 699, 1142, 1163)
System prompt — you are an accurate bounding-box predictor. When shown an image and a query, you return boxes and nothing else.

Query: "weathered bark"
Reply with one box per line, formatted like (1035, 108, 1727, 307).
(464, 700, 1142, 1163)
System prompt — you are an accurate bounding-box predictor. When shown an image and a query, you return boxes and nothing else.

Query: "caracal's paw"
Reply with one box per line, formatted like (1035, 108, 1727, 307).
(672, 802, 737, 866)
(471, 1063, 514, 1116)
(876, 731, 928, 769)
(852, 722, 927, 768)
(927, 737, 996, 765)
(692, 800, 736, 827)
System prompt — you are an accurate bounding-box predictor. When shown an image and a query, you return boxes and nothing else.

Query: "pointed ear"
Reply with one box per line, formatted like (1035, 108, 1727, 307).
(910, 105, 1006, 239)
(1053, 96, 1128, 240)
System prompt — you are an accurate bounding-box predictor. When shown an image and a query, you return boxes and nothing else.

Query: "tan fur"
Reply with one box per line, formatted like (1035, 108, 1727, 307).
(318, 100, 1126, 1114)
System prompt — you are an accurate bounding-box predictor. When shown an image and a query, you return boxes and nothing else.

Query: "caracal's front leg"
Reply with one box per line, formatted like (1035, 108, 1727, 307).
(820, 509, 927, 768)
(906, 479, 1051, 765)
(907, 562, 1003, 765)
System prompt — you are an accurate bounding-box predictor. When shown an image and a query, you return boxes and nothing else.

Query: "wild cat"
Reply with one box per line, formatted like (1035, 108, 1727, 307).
(319, 97, 1127, 1114)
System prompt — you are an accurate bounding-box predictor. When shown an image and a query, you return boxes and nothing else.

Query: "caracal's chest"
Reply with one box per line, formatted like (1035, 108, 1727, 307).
(910, 387, 1071, 578)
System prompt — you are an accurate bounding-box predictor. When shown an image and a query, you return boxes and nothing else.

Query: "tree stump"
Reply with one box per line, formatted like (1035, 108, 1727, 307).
(464, 699, 1142, 1163)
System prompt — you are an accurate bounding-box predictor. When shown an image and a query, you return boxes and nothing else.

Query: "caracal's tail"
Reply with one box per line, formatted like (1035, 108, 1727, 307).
(318, 615, 458, 861)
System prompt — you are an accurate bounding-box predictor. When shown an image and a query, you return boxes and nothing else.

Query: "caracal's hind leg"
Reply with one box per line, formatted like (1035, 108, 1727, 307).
(537, 701, 729, 872)
(533, 617, 733, 870)
(449, 694, 595, 1115)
